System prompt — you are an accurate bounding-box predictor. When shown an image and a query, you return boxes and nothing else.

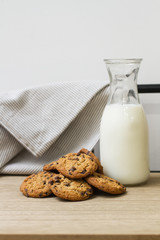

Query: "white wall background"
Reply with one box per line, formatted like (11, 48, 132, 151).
(0, 0, 160, 170)
(0, 0, 160, 90)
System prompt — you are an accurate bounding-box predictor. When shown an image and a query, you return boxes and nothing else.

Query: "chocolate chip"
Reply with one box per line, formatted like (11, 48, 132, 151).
(70, 167, 76, 172)
(74, 158, 79, 161)
(86, 151, 90, 155)
(87, 188, 92, 193)
(39, 192, 43, 197)
(81, 191, 89, 196)
(80, 169, 87, 174)
(50, 163, 53, 166)
(47, 177, 50, 179)
(61, 156, 65, 158)
(55, 180, 60, 183)
(48, 180, 54, 185)
(25, 188, 29, 197)
(54, 176, 61, 180)
(64, 182, 70, 187)
(77, 152, 81, 156)
(43, 180, 46, 184)
(54, 176, 61, 182)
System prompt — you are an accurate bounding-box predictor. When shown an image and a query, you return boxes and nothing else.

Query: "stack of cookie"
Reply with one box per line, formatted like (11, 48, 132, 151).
(20, 148, 126, 201)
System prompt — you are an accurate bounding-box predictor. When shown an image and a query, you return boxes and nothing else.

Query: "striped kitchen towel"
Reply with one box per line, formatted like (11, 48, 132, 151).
(0, 81, 109, 175)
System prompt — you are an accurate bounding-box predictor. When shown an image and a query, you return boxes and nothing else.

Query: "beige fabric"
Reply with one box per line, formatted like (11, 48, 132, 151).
(0, 82, 109, 175)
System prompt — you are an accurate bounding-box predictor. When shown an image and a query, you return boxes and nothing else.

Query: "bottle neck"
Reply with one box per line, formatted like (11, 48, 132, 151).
(105, 59, 141, 105)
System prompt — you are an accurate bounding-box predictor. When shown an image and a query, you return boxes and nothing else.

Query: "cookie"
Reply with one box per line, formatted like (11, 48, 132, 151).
(85, 172, 126, 194)
(49, 173, 93, 201)
(77, 148, 103, 174)
(45, 153, 98, 179)
(20, 171, 56, 198)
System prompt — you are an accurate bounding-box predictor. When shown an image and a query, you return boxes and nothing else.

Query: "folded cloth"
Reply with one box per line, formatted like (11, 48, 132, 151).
(0, 81, 109, 175)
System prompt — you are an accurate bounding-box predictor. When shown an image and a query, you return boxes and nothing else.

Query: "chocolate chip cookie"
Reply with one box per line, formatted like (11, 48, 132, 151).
(85, 172, 126, 194)
(77, 148, 103, 174)
(45, 153, 98, 179)
(20, 171, 56, 198)
(49, 173, 93, 201)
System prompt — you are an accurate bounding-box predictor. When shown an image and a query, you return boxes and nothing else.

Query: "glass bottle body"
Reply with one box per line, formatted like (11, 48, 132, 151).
(100, 59, 150, 185)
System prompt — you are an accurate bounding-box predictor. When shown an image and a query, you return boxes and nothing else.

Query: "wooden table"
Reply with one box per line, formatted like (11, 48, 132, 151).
(0, 173, 160, 240)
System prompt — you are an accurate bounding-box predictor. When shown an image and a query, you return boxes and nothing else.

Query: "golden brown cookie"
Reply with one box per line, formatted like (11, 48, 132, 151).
(45, 153, 98, 179)
(85, 172, 126, 194)
(20, 171, 56, 198)
(77, 148, 103, 174)
(49, 173, 93, 201)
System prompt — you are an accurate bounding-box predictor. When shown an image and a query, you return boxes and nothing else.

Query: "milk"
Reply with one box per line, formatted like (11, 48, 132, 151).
(100, 104, 150, 185)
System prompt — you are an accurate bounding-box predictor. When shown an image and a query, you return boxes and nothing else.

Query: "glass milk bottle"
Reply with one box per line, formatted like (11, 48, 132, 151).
(100, 59, 150, 185)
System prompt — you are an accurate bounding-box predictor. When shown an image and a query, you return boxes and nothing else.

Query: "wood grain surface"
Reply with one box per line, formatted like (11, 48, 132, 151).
(0, 173, 160, 240)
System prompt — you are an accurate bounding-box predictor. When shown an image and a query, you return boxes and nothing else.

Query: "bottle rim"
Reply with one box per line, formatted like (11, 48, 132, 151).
(104, 59, 142, 64)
